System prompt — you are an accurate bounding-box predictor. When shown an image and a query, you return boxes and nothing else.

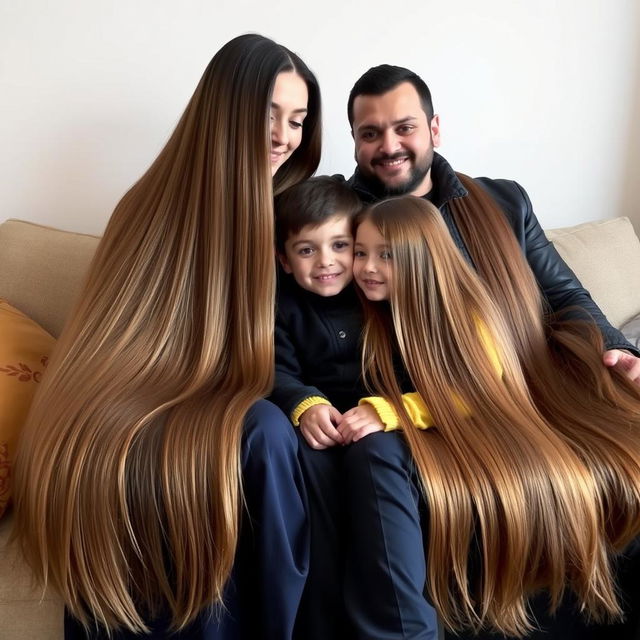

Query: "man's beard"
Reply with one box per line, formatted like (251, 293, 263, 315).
(360, 149, 433, 198)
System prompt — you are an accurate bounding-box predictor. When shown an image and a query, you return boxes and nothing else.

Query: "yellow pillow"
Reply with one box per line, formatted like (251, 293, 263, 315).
(0, 299, 55, 519)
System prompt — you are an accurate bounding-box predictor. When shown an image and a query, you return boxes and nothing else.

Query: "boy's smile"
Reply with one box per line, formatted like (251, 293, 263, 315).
(280, 215, 354, 297)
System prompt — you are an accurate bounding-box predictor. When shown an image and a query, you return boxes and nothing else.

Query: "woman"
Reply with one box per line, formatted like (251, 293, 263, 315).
(346, 195, 640, 639)
(13, 34, 321, 639)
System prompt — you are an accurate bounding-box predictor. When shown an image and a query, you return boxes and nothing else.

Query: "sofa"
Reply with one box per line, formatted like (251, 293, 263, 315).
(1, 216, 640, 640)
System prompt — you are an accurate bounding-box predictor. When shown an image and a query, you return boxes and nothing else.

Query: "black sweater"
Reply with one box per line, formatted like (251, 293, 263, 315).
(271, 276, 365, 418)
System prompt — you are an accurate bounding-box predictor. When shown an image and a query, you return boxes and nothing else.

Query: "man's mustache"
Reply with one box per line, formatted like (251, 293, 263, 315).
(372, 152, 412, 165)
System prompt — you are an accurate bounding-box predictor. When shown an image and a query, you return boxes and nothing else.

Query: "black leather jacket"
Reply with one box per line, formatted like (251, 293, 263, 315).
(347, 152, 637, 354)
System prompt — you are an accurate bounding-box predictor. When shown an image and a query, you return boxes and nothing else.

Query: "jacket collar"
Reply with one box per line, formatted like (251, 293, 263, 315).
(347, 151, 468, 206)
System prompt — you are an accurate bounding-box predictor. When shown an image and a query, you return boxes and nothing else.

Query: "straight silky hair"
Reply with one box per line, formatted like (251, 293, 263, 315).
(13, 34, 320, 634)
(358, 196, 640, 636)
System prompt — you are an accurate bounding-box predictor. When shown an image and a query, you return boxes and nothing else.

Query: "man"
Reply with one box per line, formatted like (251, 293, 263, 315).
(346, 63, 639, 369)
(330, 64, 640, 640)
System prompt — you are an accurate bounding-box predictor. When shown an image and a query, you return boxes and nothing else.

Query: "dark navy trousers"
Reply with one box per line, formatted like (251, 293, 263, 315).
(295, 430, 439, 640)
(65, 399, 309, 640)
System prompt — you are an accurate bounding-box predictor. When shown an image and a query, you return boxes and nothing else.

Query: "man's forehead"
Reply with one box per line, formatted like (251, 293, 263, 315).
(352, 82, 424, 125)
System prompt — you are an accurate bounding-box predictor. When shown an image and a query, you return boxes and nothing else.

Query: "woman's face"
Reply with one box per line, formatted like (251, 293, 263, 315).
(270, 71, 309, 176)
(353, 218, 393, 301)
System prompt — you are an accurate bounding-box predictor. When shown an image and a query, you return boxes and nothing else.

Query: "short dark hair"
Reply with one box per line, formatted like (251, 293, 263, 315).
(347, 64, 434, 128)
(275, 176, 362, 253)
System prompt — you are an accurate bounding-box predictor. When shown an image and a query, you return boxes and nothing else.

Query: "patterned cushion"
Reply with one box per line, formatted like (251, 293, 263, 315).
(0, 299, 55, 518)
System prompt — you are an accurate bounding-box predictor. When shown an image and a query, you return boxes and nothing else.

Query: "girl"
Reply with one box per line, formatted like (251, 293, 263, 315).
(13, 34, 321, 639)
(348, 195, 640, 639)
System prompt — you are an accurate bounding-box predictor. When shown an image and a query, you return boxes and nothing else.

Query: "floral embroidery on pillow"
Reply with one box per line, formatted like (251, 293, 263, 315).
(0, 356, 48, 382)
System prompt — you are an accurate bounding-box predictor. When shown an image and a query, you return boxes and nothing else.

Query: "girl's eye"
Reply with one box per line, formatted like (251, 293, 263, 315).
(354, 250, 366, 258)
(381, 251, 392, 260)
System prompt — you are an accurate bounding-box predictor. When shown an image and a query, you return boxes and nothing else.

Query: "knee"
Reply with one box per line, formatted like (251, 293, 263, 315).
(344, 430, 409, 470)
(243, 399, 298, 458)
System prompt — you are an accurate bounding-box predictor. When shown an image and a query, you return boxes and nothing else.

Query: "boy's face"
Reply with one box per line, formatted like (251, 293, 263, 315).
(280, 215, 354, 297)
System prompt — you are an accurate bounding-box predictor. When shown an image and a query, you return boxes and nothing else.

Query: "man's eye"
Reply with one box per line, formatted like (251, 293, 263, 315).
(360, 131, 376, 141)
(397, 125, 413, 134)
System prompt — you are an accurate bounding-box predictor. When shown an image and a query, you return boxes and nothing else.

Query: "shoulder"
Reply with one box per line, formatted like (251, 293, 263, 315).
(473, 176, 530, 209)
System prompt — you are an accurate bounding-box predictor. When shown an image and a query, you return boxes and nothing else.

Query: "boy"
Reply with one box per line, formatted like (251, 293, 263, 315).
(272, 176, 372, 449)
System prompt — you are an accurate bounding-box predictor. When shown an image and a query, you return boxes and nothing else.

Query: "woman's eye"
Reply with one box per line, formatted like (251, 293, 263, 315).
(290, 121, 303, 129)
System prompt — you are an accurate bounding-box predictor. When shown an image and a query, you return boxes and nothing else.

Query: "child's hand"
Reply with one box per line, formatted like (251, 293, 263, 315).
(299, 404, 344, 449)
(337, 404, 384, 444)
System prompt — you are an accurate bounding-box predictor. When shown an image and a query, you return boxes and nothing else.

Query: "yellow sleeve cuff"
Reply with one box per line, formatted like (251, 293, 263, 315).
(359, 393, 435, 431)
(402, 392, 435, 429)
(291, 396, 331, 426)
(359, 396, 401, 430)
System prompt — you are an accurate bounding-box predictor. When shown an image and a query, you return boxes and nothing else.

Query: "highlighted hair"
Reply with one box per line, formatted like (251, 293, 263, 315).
(358, 193, 640, 636)
(13, 34, 320, 634)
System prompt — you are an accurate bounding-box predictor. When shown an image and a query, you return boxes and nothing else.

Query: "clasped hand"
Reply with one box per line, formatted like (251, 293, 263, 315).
(299, 403, 383, 450)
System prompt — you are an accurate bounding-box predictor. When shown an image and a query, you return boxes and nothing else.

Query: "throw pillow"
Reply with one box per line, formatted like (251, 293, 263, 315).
(0, 299, 55, 519)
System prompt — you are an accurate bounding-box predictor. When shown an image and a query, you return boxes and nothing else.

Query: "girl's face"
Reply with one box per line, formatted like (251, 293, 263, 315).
(270, 71, 308, 176)
(353, 218, 393, 301)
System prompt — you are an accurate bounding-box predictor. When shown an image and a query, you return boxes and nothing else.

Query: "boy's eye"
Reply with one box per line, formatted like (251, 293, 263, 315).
(298, 247, 314, 256)
(333, 241, 351, 250)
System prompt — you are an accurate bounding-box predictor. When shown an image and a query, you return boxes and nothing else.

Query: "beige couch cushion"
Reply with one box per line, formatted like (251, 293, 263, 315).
(0, 510, 63, 639)
(0, 220, 99, 339)
(545, 217, 640, 329)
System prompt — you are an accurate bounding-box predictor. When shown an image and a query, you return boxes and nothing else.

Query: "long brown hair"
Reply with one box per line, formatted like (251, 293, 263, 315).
(13, 34, 320, 634)
(357, 197, 640, 636)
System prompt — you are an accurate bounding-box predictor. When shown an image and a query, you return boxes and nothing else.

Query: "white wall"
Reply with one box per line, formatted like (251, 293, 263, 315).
(1, 0, 639, 235)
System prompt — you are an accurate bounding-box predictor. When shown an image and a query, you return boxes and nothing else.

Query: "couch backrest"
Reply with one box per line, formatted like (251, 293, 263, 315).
(1, 216, 639, 338)
(545, 216, 640, 329)
(0, 219, 100, 338)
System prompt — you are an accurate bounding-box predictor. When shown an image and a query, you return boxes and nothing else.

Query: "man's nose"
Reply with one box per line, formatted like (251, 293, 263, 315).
(379, 130, 400, 155)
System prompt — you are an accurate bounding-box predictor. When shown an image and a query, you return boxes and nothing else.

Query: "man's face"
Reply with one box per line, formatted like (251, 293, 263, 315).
(351, 82, 440, 197)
